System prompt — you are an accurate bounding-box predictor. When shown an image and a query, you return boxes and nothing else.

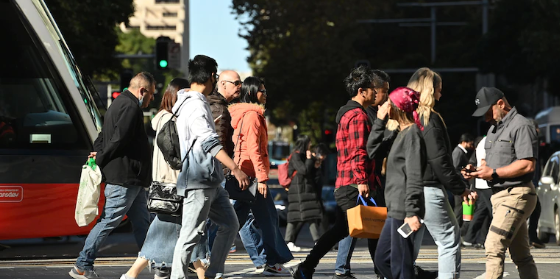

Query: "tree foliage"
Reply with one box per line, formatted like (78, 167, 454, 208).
(45, 0, 134, 77)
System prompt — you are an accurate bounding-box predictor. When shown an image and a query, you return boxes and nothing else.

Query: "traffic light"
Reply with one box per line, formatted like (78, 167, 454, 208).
(155, 36, 171, 70)
(111, 91, 121, 101)
(120, 69, 133, 92)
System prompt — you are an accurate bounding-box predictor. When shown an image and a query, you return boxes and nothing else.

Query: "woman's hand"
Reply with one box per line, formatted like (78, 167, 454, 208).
(258, 182, 268, 198)
(306, 150, 312, 159)
(377, 101, 390, 120)
(88, 152, 97, 160)
(404, 216, 422, 232)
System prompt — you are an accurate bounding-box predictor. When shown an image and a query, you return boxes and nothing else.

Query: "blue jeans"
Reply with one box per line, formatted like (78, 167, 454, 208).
(413, 185, 461, 279)
(334, 235, 357, 274)
(234, 188, 294, 267)
(139, 214, 209, 270)
(171, 187, 239, 279)
(76, 184, 150, 270)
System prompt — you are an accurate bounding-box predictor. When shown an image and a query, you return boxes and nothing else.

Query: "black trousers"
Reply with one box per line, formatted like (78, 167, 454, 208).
(374, 217, 415, 279)
(528, 196, 542, 243)
(300, 186, 379, 272)
(464, 188, 493, 244)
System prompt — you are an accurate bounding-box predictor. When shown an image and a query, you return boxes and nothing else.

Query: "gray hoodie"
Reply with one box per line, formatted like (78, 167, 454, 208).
(173, 90, 225, 195)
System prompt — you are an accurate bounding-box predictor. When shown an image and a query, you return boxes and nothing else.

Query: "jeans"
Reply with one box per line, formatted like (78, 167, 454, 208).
(374, 217, 415, 279)
(171, 187, 239, 279)
(139, 214, 209, 270)
(300, 186, 377, 272)
(334, 235, 357, 274)
(75, 184, 150, 270)
(413, 185, 460, 279)
(234, 188, 294, 267)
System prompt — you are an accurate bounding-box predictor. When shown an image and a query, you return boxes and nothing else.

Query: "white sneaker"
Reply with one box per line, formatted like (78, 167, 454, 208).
(287, 242, 301, 252)
(263, 264, 291, 275)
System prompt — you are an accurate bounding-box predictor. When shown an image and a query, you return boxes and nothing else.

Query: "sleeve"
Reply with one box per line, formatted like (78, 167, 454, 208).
(210, 103, 230, 149)
(367, 117, 395, 160)
(93, 131, 103, 153)
(95, 105, 138, 167)
(423, 123, 468, 195)
(190, 107, 223, 156)
(349, 113, 370, 185)
(514, 124, 538, 160)
(245, 113, 269, 182)
(452, 148, 463, 171)
(405, 131, 425, 218)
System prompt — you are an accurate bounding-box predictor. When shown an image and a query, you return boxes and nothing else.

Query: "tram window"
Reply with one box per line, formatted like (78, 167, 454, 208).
(0, 1, 87, 150)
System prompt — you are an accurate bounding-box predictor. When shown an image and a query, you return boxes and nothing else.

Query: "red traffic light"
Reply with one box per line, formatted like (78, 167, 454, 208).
(324, 129, 333, 135)
(112, 91, 121, 100)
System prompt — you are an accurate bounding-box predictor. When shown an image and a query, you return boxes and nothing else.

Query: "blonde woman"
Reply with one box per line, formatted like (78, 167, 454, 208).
(409, 68, 477, 279)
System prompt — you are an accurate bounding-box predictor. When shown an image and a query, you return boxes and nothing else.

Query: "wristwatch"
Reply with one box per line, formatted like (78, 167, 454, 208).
(491, 169, 499, 181)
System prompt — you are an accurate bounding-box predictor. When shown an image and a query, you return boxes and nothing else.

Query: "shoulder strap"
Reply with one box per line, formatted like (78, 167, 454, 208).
(173, 96, 189, 118)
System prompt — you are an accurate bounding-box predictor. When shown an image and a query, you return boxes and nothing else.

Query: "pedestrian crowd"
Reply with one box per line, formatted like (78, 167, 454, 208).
(68, 55, 541, 279)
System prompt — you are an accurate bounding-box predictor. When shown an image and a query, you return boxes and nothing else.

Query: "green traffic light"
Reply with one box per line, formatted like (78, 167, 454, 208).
(159, 60, 168, 68)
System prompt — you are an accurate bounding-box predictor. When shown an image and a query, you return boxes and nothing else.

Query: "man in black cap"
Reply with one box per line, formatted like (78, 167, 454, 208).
(462, 87, 539, 279)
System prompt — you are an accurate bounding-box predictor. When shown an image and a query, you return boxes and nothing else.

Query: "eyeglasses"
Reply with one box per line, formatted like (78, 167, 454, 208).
(225, 80, 243, 86)
(258, 89, 267, 96)
(214, 73, 219, 80)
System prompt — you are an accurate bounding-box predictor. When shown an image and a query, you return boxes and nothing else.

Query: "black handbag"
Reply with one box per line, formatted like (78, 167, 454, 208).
(147, 182, 182, 216)
(147, 138, 196, 216)
(226, 113, 259, 202)
(225, 174, 258, 202)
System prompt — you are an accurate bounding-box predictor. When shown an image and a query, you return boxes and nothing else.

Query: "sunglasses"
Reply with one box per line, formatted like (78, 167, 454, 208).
(225, 80, 243, 86)
(258, 89, 267, 95)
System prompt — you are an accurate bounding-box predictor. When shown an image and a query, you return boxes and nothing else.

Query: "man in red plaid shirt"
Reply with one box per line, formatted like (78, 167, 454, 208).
(294, 66, 389, 279)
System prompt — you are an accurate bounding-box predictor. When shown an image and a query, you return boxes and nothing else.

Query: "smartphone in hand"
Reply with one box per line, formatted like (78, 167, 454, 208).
(397, 219, 424, 238)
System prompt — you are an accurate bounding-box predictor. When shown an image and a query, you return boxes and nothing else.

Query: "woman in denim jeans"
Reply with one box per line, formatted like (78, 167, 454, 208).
(120, 78, 209, 279)
(228, 77, 293, 275)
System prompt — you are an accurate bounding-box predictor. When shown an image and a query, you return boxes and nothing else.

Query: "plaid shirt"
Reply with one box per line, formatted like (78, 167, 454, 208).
(335, 107, 373, 188)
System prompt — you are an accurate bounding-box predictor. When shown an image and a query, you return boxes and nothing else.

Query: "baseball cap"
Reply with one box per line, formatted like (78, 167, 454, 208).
(472, 87, 505, 117)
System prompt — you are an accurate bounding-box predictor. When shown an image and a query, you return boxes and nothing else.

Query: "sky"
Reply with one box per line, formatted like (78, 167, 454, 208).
(189, 0, 251, 73)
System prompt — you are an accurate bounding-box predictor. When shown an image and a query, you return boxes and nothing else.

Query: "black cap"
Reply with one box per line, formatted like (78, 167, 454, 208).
(472, 87, 505, 117)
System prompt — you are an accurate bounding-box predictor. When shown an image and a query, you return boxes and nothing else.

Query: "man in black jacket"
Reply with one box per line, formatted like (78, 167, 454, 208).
(70, 72, 155, 279)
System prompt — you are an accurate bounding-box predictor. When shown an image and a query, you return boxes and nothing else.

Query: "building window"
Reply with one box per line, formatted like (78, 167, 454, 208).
(146, 25, 177, 31)
(162, 12, 178, 17)
(155, 0, 180, 3)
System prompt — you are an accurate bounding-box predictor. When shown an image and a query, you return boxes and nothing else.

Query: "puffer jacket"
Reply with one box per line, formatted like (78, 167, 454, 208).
(287, 152, 323, 223)
(229, 103, 270, 183)
(207, 90, 234, 158)
(151, 110, 179, 183)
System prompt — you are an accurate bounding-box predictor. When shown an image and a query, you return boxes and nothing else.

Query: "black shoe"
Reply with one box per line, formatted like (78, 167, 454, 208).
(414, 265, 438, 279)
(333, 273, 357, 279)
(293, 265, 314, 279)
(531, 241, 546, 249)
(473, 243, 485, 249)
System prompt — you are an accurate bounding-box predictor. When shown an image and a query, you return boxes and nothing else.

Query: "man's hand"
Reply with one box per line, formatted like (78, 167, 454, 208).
(358, 184, 370, 198)
(258, 182, 268, 198)
(461, 164, 476, 179)
(88, 152, 97, 160)
(231, 168, 250, 190)
(470, 165, 493, 181)
(377, 101, 390, 120)
(404, 216, 422, 232)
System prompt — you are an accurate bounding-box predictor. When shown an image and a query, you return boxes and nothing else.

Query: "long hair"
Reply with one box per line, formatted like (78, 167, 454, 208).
(407, 67, 442, 126)
(240, 76, 265, 104)
(293, 134, 311, 154)
(158, 78, 190, 113)
(389, 102, 415, 128)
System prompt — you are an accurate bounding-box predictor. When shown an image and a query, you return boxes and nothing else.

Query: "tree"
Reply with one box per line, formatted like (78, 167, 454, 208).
(45, 0, 134, 77)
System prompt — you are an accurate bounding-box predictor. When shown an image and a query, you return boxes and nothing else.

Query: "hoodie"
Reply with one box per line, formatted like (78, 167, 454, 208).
(151, 110, 179, 184)
(229, 103, 270, 183)
(334, 100, 373, 188)
(172, 90, 225, 196)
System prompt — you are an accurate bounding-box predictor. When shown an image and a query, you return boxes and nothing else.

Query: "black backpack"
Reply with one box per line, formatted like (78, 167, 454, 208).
(156, 97, 189, 170)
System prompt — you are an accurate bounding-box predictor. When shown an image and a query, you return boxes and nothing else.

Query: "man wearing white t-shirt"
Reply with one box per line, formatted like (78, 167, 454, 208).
(463, 137, 492, 248)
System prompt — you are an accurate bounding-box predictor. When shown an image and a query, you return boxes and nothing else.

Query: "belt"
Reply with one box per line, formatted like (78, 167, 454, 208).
(491, 183, 529, 194)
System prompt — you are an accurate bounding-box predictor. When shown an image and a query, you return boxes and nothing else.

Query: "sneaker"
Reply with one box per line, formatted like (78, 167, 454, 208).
(333, 272, 357, 279)
(287, 242, 302, 252)
(414, 265, 438, 279)
(473, 243, 485, 249)
(462, 240, 474, 247)
(69, 266, 99, 279)
(229, 244, 237, 253)
(263, 264, 291, 275)
(531, 241, 546, 249)
(293, 265, 314, 279)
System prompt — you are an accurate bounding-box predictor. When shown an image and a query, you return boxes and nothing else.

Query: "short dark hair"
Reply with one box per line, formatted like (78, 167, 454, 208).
(344, 65, 375, 98)
(188, 55, 218, 84)
(240, 76, 265, 104)
(372, 69, 390, 88)
(293, 134, 311, 154)
(459, 133, 475, 144)
(159, 78, 190, 113)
